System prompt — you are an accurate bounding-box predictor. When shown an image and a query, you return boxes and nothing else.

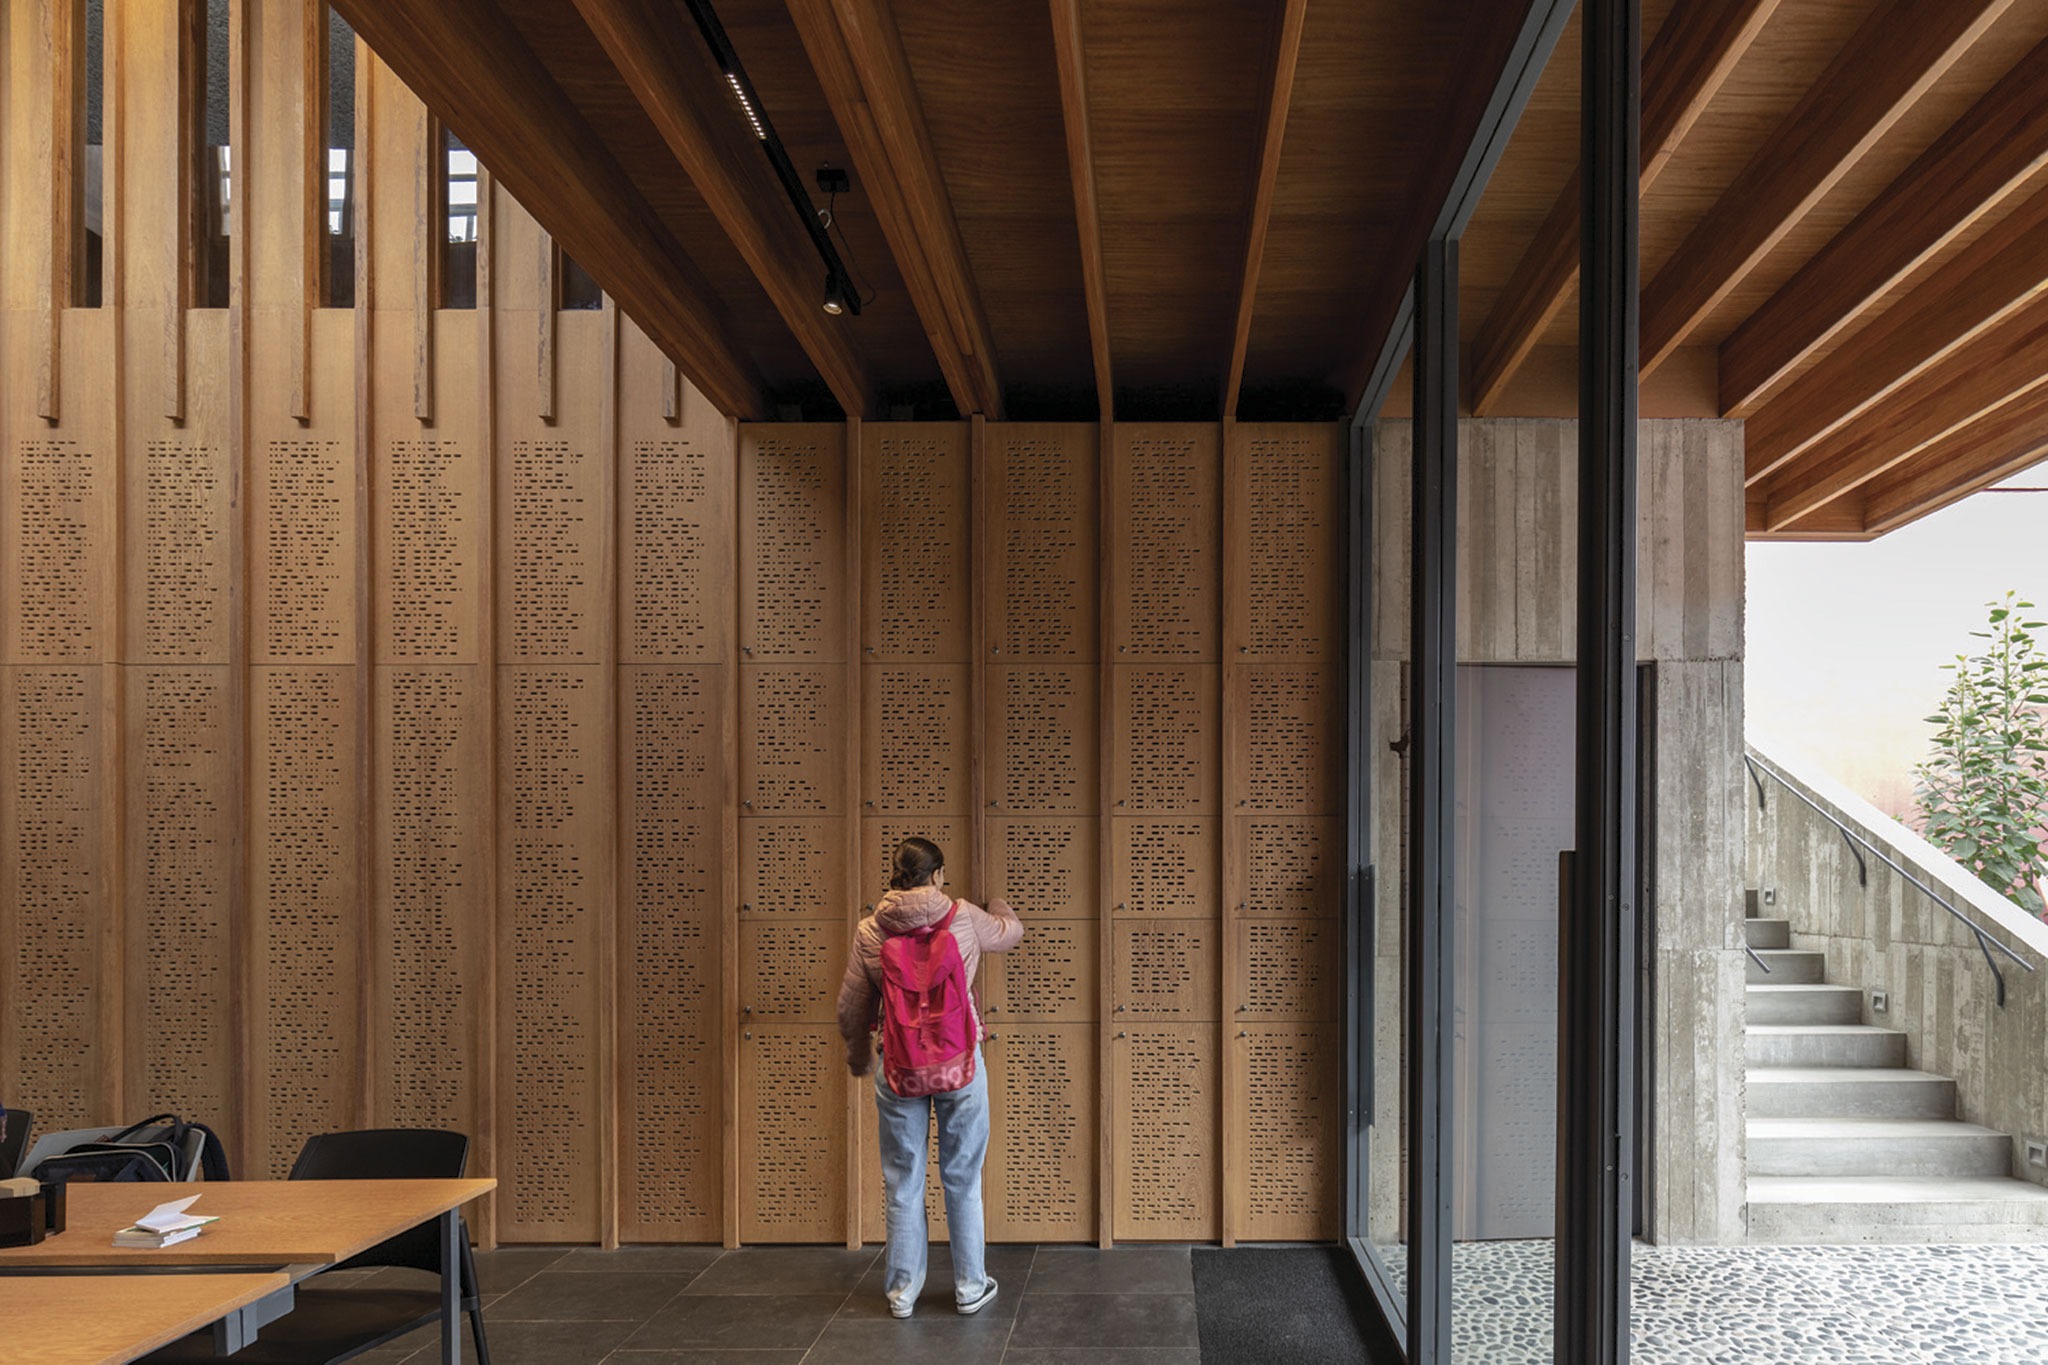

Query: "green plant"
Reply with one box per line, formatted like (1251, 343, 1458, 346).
(1914, 593, 2048, 916)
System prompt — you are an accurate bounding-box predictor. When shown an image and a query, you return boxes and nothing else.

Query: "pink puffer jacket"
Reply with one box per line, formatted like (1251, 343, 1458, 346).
(836, 884, 1023, 1076)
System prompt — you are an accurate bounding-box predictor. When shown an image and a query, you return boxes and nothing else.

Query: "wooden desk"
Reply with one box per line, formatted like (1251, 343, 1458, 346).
(0, 1272, 289, 1364)
(0, 1181, 495, 1364)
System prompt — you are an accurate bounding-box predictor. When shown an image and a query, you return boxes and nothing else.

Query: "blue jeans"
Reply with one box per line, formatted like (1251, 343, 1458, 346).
(874, 1048, 990, 1312)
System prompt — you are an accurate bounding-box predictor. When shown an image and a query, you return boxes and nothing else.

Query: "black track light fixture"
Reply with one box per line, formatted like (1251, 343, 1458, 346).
(822, 271, 856, 316)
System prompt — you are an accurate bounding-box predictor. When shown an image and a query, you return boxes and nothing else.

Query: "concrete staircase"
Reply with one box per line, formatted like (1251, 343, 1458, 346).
(1743, 912, 2048, 1242)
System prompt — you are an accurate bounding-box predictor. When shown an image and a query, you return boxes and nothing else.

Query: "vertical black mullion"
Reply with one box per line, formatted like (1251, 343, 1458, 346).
(1344, 421, 1370, 1247)
(1561, 0, 1640, 1358)
(1407, 238, 1456, 1365)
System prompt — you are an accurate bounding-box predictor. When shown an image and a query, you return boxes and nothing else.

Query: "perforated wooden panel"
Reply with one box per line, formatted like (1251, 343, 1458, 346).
(375, 432, 484, 664)
(128, 438, 233, 663)
(741, 820, 850, 918)
(986, 1026, 1096, 1241)
(1227, 425, 1344, 662)
(1234, 919, 1341, 1022)
(1237, 1026, 1341, 1241)
(1239, 667, 1343, 814)
(620, 667, 723, 1240)
(985, 920, 1097, 1022)
(1112, 819, 1220, 918)
(499, 668, 607, 1241)
(372, 668, 485, 1139)
(1112, 668, 1220, 813)
(739, 921, 848, 1024)
(861, 666, 971, 813)
(742, 667, 849, 814)
(499, 436, 606, 662)
(1237, 817, 1344, 917)
(740, 427, 847, 662)
(253, 436, 354, 663)
(1113, 921, 1221, 1021)
(862, 424, 971, 661)
(740, 1026, 848, 1242)
(1112, 425, 1220, 661)
(1, 669, 105, 1129)
(1114, 1025, 1219, 1241)
(4, 436, 108, 662)
(621, 327, 732, 665)
(987, 668, 1098, 814)
(986, 819, 1099, 916)
(249, 668, 360, 1177)
(985, 425, 1098, 661)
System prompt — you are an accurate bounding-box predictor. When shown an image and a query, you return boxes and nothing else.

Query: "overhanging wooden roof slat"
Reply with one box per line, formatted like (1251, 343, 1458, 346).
(329, 0, 766, 418)
(572, 0, 873, 419)
(1467, 0, 1780, 416)
(1743, 183, 2048, 483)
(1638, 0, 2011, 381)
(1757, 291, 2048, 529)
(788, 0, 1004, 418)
(1859, 388, 2048, 533)
(1220, 0, 1306, 421)
(1720, 32, 2048, 416)
(1049, 0, 1112, 420)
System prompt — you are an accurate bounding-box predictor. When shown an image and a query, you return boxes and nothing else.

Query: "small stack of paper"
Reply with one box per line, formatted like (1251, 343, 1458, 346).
(113, 1195, 219, 1249)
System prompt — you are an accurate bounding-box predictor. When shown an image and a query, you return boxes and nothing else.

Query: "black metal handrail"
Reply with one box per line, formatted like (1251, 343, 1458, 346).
(1743, 942, 1772, 976)
(1744, 752, 2035, 1007)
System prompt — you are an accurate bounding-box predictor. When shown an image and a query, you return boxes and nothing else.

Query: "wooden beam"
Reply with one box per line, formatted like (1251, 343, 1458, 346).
(1049, 0, 1112, 421)
(1721, 34, 2048, 415)
(572, 0, 873, 419)
(327, 0, 767, 418)
(1756, 293, 2048, 529)
(787, 0, 1003, 418)
(1638, 0, 2010, 380)
(1743, 184, 2048, 483)
(1220, 0, 1306, 420)
(1859, 383, 2048, 533)
(1467, 0, 1780, 415)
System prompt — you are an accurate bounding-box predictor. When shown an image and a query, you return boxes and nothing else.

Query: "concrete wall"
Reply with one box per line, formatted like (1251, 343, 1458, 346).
(1367, 417, 1749, 1248)
(1747, 746, 2048, 1192)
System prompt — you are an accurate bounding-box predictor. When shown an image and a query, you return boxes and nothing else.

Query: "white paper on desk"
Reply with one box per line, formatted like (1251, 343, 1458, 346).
(135, 1195, 211, 1234)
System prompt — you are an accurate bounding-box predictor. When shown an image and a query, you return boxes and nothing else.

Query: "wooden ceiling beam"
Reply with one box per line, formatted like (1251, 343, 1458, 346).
(1049, 0, 1112, 421)
(572, 0, 873, 420)
(786, 0, 1002, 419)
(1721, 33, 2048, 416)
(1467, 0, 1780, 416)
(1221, 0, 1307, 420)
(1743, 184, 2048, 483)
(329, 0, 766, 418)
(1755, 293, 2048, 529)
(1638, 0, 2010, 381)
(1858, 384, 2048, 534)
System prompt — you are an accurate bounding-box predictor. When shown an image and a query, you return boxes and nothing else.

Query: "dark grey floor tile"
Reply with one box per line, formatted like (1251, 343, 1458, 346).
(556, 1245, 726, 1276)
(1026, 1248, 1193, 1295)
(839, 1244, 1034, 1320)
(605, 1354, 808, 1364)
(619, 1293, 844, 1351)
(800, 1318, 1010, 1365)
(1002, 1352, 1203, 1365)
(488, 1269, 692, 1321)
(1008, 1293, 1200, 1351)
(679, 1246, 878, 1296)
(471, 1247, 571, 1296)
(375, 1315, 635, 1365)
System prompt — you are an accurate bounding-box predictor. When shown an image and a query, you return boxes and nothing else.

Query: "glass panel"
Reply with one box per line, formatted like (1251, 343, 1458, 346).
(77, 0, 105, 307)
(322, 5, 355, 308)
(560, 251, 603, 310)
(442, 128, 478, 308)
(199, 0, 230, 309)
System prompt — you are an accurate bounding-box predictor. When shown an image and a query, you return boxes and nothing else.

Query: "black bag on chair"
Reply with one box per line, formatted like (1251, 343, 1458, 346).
(32, 1114, 232, 1184)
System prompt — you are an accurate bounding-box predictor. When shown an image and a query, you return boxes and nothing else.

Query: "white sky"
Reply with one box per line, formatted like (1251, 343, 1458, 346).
(1745, 460, 2048, 821)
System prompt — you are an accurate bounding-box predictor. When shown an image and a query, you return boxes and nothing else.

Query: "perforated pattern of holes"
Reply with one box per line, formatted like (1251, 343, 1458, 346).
(625, 437, 720, 662)
(1116, 1026, 1217, 1239)
(990, 921, 1093, 1020)
(506, 438, 599, 661)
(1118, 431, 1217, 659)
(987, 819, 1096, 914)
(5, 669, 101, 1129)
(1244, 817, 1342, 916)
(504, 669, 600, 1232)
(257, 438, 348, 660)
(871, 431, 969, 660)
(863, 817, 973, 904)
(1246, 667, 1338, 812)
(740, 921, 844, 1022)
(993, 668, 1094, 812)
(11, 439, 100, 660)
(741, 1027, 844, 1241)
(987, 1027, 1094, 1237)
(994, 432, 1094, 659)
(1114, 921, 1219, 1020)
(136, 668, 232, 1126)
(1241, 919, 1339, 1021)
(255, 669, 354, 1177)
(870, 666, 968, 812)
(1242, 434, 1338, 659)
(1118, 668, 1217, 812)
(744, 667, 843, 813)
(379, 668, 477, 1134)
(383, 438, 477, 662)
(141, 440, 227, 660)
(744, 433, 841, 659)
(1114, 819, 1217, 917)
(741, 819, 846, 918)
(1244, 1026, 1338, 1237)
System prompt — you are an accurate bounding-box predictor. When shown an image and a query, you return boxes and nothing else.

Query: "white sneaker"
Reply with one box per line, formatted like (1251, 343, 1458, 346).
(889, 1295, 915, 1319)
(957, 1277, 998, 1315)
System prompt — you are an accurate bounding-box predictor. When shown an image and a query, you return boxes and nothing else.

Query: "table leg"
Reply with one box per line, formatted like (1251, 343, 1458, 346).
(440, 1209, 461, 1365)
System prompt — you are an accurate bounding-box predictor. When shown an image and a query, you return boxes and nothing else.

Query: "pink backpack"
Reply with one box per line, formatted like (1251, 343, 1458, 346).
(877, 901, 977, 1097)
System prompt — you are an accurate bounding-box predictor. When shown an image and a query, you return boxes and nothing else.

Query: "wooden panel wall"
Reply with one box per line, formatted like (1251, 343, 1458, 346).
(0, 0, 1348, 1245)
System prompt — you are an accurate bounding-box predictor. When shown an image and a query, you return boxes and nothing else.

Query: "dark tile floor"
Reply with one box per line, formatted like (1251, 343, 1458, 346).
(353, 1244, 1206, 1365)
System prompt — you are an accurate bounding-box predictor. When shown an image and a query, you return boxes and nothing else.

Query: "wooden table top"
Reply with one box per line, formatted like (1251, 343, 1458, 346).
(0, 1272, 291, 1364)
(0, 1179, 496, 1269)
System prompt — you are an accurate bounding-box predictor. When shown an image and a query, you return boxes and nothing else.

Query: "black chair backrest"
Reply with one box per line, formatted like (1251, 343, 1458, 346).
(289, 1129, 469, 1276)
(0, 1110, 30, 1179)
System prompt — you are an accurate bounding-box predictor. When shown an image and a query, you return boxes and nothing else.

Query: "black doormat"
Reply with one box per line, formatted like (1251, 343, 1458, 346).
(1191, 1245, 1398, 1363)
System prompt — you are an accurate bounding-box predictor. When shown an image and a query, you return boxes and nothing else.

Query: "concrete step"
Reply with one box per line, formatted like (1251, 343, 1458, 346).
(1744, 949, 1824, 984)
(1747, 983, 1863, 1025)
(1748, 1117, 2013, 1179)
(1747, 1175, 2048, 1244)
(1747, 1067, 1957, 1119)
(1744, 917, 1791, 949)
(1746, 1024, 1906, 1068)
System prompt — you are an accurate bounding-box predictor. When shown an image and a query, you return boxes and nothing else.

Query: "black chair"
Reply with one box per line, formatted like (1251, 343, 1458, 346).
(144, 1128, 491, 1364)
(0, 1109, 30, 1179)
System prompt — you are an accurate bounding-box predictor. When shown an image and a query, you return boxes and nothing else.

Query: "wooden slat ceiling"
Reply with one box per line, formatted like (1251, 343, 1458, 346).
(332, 0, 2048, 536)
